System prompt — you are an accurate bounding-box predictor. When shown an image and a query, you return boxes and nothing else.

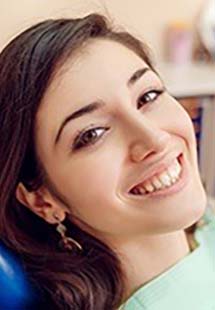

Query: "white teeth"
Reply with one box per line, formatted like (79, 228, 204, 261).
(170, 159, 181, 173)
(139, 187, 147, 194)
(144, 182, 154, 193)
(131, 157, 182, 195)
(168, 170, 178, 179)
(167, 167, 178, 179)
(151, 176, 163, 190)
(158, 172, 172, 186)
(170, 176, 177, 184)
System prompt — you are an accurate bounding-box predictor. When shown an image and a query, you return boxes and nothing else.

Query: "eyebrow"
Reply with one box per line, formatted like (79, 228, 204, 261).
(54, 67, 150, 146)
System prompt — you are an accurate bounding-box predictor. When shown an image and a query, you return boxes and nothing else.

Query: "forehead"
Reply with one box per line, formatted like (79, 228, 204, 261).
(35, 39, 147, 159)
(42, 38, 147, 103)
(51, 39, 147, 97)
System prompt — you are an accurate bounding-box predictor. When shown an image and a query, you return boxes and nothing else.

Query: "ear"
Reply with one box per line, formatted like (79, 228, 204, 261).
(15, 182, 66, 224)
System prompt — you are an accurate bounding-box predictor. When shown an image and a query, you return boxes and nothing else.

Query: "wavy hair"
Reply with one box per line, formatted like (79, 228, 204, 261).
(0, 13, 153, 309)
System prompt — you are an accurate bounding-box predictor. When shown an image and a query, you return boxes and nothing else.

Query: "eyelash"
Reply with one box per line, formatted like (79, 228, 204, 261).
(72, 88, 164, 151)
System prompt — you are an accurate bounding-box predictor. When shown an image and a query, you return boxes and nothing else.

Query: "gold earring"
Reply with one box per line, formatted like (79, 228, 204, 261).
(53, 213, 83, 252)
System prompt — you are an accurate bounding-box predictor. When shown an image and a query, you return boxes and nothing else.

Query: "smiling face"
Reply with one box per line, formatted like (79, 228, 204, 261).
(35, 39, 206, 241)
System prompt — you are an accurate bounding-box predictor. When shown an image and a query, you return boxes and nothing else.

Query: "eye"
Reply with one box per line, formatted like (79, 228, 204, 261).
(137, 89, 164, 109)
(72, 126, 110, 150)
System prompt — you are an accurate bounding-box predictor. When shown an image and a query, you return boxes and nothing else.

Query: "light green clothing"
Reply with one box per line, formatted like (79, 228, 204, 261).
(119, 206, 215, 310)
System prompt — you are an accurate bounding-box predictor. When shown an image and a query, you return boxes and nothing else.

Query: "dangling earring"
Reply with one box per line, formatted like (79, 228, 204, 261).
(53, 213, 83, 252)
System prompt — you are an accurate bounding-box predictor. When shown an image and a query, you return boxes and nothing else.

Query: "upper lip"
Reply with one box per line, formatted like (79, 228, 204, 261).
(127, 151, 182, 193)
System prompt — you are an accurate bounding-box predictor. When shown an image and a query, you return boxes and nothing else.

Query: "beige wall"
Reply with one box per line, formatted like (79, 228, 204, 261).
(0, 0, 205, 60)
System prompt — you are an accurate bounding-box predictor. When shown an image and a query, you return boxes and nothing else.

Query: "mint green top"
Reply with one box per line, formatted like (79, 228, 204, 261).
(119, 205, 215, 310)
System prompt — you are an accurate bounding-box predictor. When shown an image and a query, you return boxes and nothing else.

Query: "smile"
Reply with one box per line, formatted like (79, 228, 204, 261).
(129, 154, 189, 198)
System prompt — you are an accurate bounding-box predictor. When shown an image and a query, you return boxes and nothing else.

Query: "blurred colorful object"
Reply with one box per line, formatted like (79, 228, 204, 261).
(0, 242, 35, 309)
(165, 21, 193, 64)
(198, 0, 215, 59)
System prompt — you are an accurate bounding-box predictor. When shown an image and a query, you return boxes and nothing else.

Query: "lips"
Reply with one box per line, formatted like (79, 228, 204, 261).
(128, 153, 183, 194)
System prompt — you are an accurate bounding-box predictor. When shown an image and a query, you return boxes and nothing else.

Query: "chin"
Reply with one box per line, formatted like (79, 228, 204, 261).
(181, 183, 207, 230)
(160, 182, 207, 234)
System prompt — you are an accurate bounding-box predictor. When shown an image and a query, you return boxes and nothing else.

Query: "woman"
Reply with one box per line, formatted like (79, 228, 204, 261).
(0, 13, 214, 310)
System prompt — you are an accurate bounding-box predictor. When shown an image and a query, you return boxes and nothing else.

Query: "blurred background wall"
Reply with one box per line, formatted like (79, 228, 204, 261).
(0, 0, 205, 60)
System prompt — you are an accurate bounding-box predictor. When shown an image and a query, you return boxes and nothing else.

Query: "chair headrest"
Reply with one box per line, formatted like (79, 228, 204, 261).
(0, 242, 35, 309)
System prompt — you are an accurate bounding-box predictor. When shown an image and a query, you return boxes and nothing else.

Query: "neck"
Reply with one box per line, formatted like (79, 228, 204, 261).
(114, 230, 191, 302)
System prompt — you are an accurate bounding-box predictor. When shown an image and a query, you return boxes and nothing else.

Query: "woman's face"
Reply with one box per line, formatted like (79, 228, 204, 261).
(36, 39, 206, 241)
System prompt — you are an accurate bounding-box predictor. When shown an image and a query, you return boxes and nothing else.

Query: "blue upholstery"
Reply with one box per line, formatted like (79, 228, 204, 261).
(0, 242, 35, 309)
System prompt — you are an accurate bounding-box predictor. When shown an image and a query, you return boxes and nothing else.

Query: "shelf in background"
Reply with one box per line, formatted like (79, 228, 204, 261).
(158, 62, 215, 98)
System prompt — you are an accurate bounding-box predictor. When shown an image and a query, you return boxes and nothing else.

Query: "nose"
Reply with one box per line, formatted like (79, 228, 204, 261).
(128, 117, 171, 162)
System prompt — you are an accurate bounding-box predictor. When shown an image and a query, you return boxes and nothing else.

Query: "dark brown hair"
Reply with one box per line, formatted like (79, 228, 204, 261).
(0, 13, 153, 309)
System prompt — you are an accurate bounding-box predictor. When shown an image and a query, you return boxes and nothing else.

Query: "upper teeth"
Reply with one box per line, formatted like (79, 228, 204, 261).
(131, 158, 182, 195)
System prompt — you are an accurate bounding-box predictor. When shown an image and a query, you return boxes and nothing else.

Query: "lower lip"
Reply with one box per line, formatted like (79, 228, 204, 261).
(129, 154, 189, 199)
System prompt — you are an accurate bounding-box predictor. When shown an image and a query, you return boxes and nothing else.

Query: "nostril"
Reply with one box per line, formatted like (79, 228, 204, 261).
(131, 144, 156, 162)
(131, 144, 146, 161)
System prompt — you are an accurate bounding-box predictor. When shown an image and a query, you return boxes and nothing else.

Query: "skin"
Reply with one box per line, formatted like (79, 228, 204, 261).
(16, 39, 207, 299)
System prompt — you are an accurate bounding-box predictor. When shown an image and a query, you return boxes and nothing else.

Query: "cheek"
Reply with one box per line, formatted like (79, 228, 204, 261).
(174, 101, 196, 143)
(55, 148, 123, 213)
(164, 100, 200, 177)
(170, 101, 198, 163)
(154, 98, 197, 150)
(63, 151, 126, 232)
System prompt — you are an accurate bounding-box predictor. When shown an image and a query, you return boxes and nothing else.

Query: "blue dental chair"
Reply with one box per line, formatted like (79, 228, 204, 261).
(0, 242, 36, 310)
